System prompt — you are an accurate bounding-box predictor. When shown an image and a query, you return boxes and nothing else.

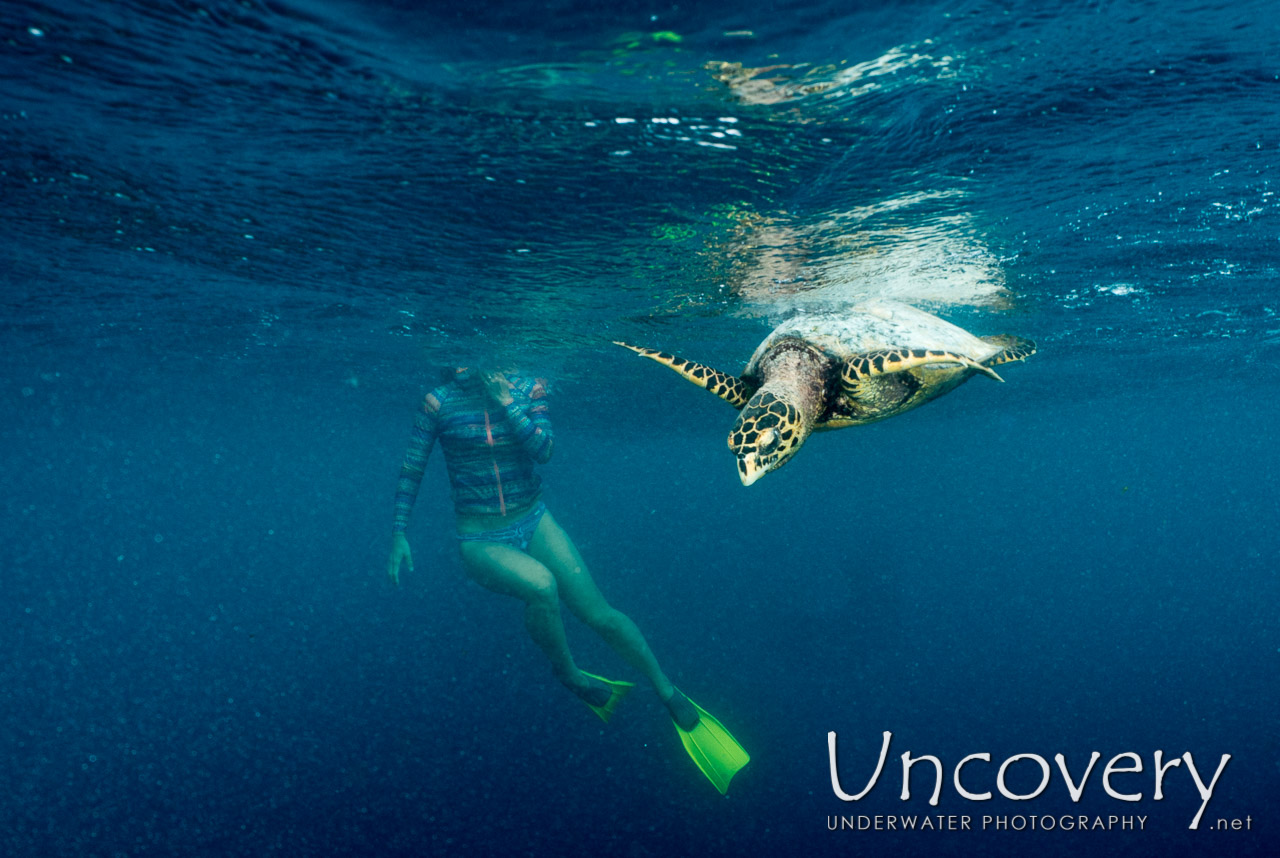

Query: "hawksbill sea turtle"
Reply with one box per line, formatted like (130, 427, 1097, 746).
(616, 301, 1036, 485)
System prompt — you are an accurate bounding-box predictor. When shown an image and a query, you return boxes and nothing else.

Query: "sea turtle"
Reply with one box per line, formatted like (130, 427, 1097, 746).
(616, 301, 1036, 485)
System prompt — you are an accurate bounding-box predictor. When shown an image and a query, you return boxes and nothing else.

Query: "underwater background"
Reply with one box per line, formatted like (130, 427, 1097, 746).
(3, 0, 1278, 855)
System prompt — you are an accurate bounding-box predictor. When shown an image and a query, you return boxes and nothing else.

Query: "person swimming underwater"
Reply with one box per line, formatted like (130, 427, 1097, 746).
(387, 366, 748, 793)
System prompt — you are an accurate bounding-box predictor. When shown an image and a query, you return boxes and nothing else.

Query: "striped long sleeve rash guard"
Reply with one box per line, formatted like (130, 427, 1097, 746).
(393, 375, 553, 531)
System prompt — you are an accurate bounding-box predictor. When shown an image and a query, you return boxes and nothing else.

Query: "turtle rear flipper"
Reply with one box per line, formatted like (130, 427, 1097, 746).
(615, 342, 756, 408)
(980, 335, 1037, 366)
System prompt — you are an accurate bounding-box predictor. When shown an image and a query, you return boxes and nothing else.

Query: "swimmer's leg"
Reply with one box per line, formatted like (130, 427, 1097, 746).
(459, 540, 579, 683)
(528, 510, 676, 701)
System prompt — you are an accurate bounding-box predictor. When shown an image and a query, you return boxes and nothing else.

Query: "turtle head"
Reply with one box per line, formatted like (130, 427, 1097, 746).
(728, 390, 809, 486)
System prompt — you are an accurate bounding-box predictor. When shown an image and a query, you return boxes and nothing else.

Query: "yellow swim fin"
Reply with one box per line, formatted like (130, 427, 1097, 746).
(577, 671, 636, 723)
(667, 689, 750, 794)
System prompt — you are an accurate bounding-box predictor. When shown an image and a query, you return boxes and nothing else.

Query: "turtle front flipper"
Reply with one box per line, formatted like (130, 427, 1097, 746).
(614, 342, 756, 408)
(980, 335, 1037, 367)
(841, 349, 1003, 390)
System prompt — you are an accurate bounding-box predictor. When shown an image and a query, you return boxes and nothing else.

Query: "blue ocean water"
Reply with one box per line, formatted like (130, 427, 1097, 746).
(3, 0, 1278, 855)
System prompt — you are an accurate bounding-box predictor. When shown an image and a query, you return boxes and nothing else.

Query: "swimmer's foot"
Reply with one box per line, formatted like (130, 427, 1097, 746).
(662, 687, 701, 732)
(566, 671, 635, 723)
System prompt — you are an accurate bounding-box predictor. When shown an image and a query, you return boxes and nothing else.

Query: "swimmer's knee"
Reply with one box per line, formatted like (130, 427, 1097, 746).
(523, 572, 559, 606)
(461, 544, 559, 605)
(582, 605, 626, 634)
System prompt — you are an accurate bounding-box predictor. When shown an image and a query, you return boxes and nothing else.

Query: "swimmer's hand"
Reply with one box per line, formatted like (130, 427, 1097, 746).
(481, 371, 515, 407)
(388, 532, 414, 585)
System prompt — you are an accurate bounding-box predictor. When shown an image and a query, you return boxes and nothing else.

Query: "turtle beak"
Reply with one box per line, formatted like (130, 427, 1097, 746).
(737, 453, 769, 486)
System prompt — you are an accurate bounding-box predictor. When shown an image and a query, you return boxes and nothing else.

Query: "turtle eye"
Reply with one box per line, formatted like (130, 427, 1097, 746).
(759, 427, 779, 454)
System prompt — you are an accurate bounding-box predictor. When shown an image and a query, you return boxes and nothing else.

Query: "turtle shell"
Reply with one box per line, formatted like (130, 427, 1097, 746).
(742, 301, 1002, 380)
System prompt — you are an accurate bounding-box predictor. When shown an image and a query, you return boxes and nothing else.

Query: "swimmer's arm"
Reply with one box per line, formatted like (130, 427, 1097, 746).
(502, 378, 553, 463)
(388, 532, 413, 586)
(389, 393, 440, 582)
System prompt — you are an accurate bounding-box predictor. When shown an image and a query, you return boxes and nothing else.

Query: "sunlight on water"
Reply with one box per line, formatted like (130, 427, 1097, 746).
(707, 42, 962, 107)
(723, 191, 1010, 319)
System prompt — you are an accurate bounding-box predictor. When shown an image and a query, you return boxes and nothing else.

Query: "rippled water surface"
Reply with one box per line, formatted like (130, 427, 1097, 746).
(8, 0, 1278, 376)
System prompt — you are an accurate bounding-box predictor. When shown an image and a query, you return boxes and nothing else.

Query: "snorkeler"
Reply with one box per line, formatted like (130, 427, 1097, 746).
(387, 366, 748, 793)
